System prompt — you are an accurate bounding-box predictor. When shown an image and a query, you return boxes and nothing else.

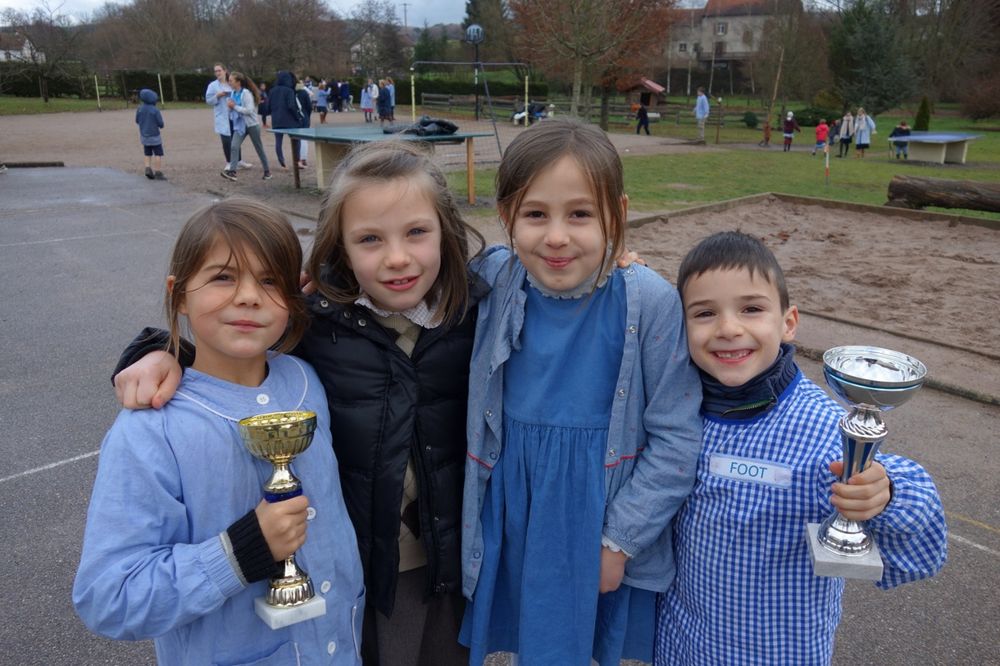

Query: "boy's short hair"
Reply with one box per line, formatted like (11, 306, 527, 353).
(678, 231, 790, 310)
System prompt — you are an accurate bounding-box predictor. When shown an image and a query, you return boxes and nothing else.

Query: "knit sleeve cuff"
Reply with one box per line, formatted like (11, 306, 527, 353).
(224, 509, 277, 584)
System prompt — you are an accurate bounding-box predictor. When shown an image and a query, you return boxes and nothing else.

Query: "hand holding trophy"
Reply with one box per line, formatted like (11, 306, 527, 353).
(807, 346, 927, 580)
(239, 410, 328, 629)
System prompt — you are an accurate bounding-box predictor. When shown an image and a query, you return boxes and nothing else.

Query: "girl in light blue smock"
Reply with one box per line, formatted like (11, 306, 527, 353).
(459, 118, 704, 665)
(73, 199, 365, 665)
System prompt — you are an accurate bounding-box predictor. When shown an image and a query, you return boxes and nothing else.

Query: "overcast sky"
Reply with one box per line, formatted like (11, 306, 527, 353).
(0, 0, 467, 27)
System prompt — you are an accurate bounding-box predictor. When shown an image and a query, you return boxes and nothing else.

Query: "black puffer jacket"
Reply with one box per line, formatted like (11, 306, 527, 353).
(294, 274, 489, 616)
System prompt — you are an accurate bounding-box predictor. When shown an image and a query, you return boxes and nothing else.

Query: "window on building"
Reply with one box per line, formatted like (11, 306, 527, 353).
(693, 42, 701, 53)
(679, 42, 687, 52)
(715, 41, 725, 55)
(716, 22, 728, 35)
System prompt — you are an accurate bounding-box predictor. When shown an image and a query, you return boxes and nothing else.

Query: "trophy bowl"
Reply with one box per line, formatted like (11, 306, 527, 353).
(823, 346, 927, 410)
(239, 411, 317, 499)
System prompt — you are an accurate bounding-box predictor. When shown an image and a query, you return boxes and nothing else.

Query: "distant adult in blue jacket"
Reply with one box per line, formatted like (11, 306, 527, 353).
(204, 63, 233, 168)
(268, 70, 302, 169)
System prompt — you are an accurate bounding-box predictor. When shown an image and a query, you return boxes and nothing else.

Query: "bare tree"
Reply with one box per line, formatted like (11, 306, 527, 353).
(510, 0, 674, 116)
(225, 0, 335, 78)
(350, 0, 402, 78)
(1, 3, 84, 102)
(118, 0, 200, 101)
(889, 0, 1000, 103)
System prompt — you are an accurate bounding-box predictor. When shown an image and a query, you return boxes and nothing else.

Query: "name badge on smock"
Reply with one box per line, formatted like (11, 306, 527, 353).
(709, 454, 793, 488)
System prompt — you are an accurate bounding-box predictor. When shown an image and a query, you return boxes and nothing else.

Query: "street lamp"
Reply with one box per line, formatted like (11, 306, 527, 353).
(466, 24, 484, 120)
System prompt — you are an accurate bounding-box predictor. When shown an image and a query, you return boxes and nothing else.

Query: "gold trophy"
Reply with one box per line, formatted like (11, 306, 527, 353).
(238, 410, 327, 629)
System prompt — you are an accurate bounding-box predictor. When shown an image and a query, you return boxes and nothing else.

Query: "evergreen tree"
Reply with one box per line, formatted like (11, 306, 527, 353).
(828, 0, 914, 116)
(914, 95, 931, 131)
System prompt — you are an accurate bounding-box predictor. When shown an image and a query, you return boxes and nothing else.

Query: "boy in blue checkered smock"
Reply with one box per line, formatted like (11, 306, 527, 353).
(655, 231, 947, 666)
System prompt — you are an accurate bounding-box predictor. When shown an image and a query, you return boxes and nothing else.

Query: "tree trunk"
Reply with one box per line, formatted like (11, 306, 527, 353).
(570, 59, 583, 116)
(170, 72, 179, 103)
(886, 175, 1000, 213)
(599, 85, 611, 131)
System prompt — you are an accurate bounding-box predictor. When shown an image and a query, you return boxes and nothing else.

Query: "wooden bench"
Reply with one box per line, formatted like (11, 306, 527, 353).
(420, 93, 452, 111)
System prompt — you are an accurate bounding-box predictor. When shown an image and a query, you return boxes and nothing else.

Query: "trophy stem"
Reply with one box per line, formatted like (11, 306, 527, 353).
(264, 461, 302, 502)
(267, 554, 316, 607)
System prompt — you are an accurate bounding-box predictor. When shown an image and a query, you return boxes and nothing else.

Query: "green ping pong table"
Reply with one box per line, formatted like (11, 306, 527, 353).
(270, 126, 494, 203)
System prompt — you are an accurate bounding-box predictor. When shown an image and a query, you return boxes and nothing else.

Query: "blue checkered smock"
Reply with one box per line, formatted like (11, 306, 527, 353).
(655, 372, 947, 666)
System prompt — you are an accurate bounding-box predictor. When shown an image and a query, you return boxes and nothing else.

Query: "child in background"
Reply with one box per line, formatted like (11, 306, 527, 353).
(890, 120, 911, 159)
(74, 198, 365, 664)
(655, 231, 947, 666)
(258, 81, 269, 127)
(758, 116, 772, 148)
(223, 72, 272, 182)
(636, 103, 651, 135)
(111, 142, 488, 666)
(460, 118, 703, 665)
(782, 111, 801, 152)
(854, 107, 876, 158)
(316, 81, 330, 123)
(135, 88, 165, 180)
(812, 118, 830, 155)
(836, 110, 854, 158)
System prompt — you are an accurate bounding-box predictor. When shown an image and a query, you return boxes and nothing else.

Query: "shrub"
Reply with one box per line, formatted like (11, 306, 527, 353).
(960, 75, 1000, 120)
(914, 96, 931, 130)
(812, 89, 843, 112)
(742, 111, 759, 128)
(792, 106, 839, 127)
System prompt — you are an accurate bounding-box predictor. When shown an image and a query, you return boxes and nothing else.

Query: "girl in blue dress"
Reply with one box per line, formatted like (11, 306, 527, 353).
(459, 118, 704, 665)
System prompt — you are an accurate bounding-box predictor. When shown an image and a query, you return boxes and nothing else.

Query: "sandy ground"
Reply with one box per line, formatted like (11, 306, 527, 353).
(628, 198, 1000, 359)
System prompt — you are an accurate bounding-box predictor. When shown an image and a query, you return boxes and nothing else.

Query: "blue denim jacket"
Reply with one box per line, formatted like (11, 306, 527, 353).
(461, 247, 703, 597)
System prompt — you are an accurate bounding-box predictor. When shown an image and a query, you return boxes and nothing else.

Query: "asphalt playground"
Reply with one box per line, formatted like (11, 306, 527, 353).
(0, 166, 998, 665)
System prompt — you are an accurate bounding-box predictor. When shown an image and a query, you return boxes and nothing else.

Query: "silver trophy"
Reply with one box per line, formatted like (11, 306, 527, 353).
(806, 345, 927, 580)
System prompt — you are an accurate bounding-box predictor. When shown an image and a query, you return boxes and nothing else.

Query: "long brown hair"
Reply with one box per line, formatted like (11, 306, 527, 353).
(309, 140, 484, 325)
(229, 71, 260, 106)
(166, 198, 307, 356)
(495, 117, 626, 284)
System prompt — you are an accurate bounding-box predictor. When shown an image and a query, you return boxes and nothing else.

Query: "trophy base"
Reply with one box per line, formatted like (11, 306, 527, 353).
(806, 523, 883, 581)
(254, 594, 326, 630)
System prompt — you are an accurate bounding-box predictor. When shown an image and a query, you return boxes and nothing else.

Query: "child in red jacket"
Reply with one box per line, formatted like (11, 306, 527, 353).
(812, 119, 829, 156)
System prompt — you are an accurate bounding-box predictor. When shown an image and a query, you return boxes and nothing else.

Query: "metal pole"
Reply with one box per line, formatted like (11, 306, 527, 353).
(474, 43, 480, 121)
(715, 98, 722, 144)
(523, 75, 529, 127)
(94, 74, 102, 112)
(410, 70, 416, 122)
(157, 73, 165, 108)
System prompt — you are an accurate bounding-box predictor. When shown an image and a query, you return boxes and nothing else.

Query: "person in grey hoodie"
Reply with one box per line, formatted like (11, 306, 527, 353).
(135, 88, 165, 180)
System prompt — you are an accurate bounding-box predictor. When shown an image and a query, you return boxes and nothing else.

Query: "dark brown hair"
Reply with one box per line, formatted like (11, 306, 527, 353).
(166, 198, 307, 356)
(229, 71, 260, 106)
(309, 140, 484, 325)
(495, 117, 626, 284)
(677, 231, 789, 310)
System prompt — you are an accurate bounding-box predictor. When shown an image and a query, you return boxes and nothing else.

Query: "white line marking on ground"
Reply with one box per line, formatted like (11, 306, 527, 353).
(0, 230, 153, 249)
(0, 450, 99, 484)
(949, 533, 1000, 558)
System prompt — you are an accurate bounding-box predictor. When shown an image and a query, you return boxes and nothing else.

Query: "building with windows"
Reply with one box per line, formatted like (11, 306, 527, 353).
(667, 0, 793, 78)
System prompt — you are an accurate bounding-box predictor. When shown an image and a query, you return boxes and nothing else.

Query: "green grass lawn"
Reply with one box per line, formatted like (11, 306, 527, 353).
(451, 112, 1000, 222)
(0, 95, 203, 115)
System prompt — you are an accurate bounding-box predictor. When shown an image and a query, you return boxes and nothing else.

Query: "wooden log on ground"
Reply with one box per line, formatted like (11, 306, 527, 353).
(886, 175, 1000, 213)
